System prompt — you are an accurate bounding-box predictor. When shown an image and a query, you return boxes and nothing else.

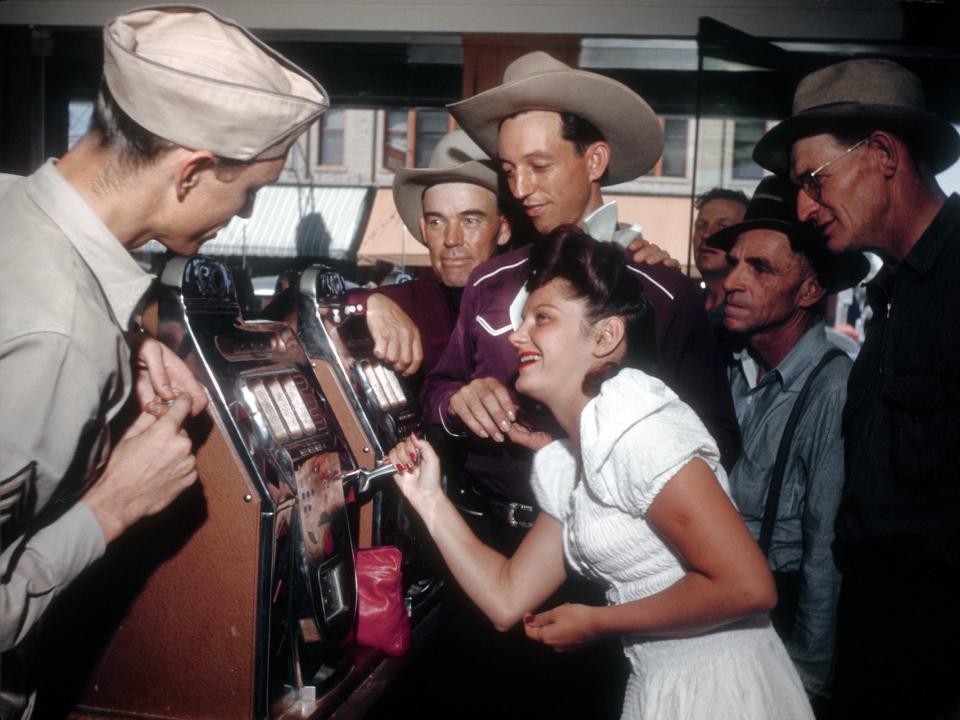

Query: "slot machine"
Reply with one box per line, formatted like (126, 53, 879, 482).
(70, 256, 383, 720)
(287, 267, 440, 615)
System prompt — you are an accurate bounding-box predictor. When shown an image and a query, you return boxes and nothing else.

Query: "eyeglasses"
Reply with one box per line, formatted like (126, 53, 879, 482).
(796, 138, 868, 202)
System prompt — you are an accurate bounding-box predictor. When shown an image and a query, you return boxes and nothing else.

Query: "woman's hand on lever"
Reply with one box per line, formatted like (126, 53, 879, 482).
(389, 433, 444, 527)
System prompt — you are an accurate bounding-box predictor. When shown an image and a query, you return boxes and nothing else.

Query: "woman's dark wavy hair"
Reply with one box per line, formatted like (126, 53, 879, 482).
(526, 225, 657, 396)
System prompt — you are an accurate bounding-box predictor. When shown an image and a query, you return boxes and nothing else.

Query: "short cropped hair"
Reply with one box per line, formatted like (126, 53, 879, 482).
(694, 187, 749, 212)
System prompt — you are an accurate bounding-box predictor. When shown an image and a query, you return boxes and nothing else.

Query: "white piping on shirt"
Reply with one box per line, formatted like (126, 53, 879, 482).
(439, 401, 468, 438)
(472, 257, 529, 287)
(475, 316, 515, 336)
(627, 265, 674, 301)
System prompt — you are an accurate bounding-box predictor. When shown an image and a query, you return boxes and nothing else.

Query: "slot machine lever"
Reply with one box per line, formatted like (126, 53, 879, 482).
(342, 464, 397, 496)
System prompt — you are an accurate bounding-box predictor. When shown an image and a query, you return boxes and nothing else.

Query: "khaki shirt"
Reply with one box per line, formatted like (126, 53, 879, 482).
(0, 159, 153, 653)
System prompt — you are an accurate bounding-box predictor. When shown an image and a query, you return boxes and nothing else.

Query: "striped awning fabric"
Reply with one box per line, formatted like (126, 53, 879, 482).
(136, 184, 374, 259)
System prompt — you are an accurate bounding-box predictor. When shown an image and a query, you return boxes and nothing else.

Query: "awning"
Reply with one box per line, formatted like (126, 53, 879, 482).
(136, 185, 374, 259)
(355, 187, 431, 267)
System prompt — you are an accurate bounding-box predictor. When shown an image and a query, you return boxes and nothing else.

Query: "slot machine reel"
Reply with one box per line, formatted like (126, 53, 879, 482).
(73, 256, 364, 720)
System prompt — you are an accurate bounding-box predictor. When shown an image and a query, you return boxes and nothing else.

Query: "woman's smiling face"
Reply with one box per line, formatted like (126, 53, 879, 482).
(509, 278, 599, 406)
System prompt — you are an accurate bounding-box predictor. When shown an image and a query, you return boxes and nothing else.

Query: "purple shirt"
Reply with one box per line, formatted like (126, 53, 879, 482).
(422, 243, 740, 503)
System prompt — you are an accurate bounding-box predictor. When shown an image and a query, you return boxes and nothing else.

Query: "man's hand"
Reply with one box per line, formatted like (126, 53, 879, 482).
(83, 393, 198, 544)
(626, 236, 680, 268)
(522, 603, 602, 653)
(448, 377, 517, 443)
(367, 293, 423, 376)
(134, 336, 207, 416)
(506, 423, 553, 452)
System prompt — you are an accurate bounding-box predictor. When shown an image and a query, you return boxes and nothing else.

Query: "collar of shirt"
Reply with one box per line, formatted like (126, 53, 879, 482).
(735, 320, 831, 392)
(26, 160, 154, 330)
(900, 193, 960, 276)
(582, 200, 619, 242)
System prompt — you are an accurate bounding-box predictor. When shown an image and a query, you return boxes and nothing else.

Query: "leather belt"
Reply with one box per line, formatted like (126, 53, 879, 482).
(486, 498, 536, 529)
(451, 481, 537, 529)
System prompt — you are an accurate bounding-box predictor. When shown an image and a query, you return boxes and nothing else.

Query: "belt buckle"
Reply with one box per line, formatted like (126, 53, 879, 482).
(504, 501, 534, 529)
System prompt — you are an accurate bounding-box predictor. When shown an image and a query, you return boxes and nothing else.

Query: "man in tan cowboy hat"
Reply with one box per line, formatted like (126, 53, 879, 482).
(414, 52, 739, 719)
(424, 51, 739, 503)
(0, 7, 327, 716)
(394, 129, 512, 290)
(706, 175, 869, 711)
(754, 58, 960, 719)
(332, 129, 513, 381)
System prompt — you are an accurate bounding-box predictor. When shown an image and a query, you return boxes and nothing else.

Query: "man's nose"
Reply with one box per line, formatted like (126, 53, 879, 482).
(444, 223, 464, 247)
(796, 189, 818, 224)
(238, 195, 255, 220)
(722, 261, 744, 293)
(512, 168, 534, 200)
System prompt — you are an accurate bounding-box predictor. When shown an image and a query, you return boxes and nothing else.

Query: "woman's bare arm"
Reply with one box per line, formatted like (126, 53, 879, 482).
(525, 458, 775, 650)
(390, 435, 567, 630)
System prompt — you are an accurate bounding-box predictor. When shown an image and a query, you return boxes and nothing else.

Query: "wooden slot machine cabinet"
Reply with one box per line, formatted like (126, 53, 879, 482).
(60, 256, 380, 720)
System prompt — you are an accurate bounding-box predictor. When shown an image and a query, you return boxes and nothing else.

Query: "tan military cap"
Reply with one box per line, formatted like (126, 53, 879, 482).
(103, 5, 328, 160)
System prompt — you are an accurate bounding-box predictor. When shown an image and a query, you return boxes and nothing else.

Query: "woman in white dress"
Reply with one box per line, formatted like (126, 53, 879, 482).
(390, 227, 813, 719)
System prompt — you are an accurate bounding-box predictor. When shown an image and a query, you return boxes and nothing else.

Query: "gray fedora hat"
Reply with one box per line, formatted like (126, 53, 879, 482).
(448, 51, 663, 186)
(392, 129, 500, 244)
(708, 175, 870, 294)
(754, 59, 960, 176)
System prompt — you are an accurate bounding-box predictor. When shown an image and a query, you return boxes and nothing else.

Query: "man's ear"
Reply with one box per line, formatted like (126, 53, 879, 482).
(594, 315, 626, 359)
(496, 215, 512, 247)
(585, 141, 611, 184)
(867, 131, 900, 180)
(797, 272, 826, 309)
(175, 150, 217, 201)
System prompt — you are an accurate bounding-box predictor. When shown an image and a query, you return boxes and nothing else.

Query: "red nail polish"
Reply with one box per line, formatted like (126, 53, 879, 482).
(408, 452, 417, 463)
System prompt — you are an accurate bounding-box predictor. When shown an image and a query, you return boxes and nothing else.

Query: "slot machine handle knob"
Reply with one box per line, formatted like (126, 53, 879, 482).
(342, 464, 396, 496)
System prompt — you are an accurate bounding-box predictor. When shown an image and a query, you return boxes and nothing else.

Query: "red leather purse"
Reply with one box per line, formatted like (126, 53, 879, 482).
(355, 546, 410, 656)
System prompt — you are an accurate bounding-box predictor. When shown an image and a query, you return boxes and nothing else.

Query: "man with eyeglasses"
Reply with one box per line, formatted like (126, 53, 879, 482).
(754, 58, 960, 719)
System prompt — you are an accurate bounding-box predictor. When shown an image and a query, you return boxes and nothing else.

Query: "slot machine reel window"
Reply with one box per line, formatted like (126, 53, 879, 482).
(239, 371, 328, 450)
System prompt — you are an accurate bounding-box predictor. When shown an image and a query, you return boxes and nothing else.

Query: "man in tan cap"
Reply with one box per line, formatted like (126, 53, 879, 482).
(754, 58, 960, 719)
(0, 7, 327, 716)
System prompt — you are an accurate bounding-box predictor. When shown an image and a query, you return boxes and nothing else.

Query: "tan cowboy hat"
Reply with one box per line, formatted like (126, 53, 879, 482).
(103, 5, 328, 161)
(754, 59, 960, 176)
(448, 51, 663, 186)
(392, 129, 500, 244)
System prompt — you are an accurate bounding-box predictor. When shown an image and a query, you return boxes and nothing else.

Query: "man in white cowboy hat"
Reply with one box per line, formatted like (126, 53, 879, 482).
(0, 6, 327, 716)
(754, 58, 960, 718)
(706, 175, 869, 711)
(423, 51, 739, 516)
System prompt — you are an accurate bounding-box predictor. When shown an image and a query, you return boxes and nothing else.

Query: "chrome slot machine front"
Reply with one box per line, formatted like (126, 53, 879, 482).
(72, 257, 364, 720)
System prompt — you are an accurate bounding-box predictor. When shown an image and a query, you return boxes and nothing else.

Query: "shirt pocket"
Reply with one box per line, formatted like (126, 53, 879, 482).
(883, 375, 960, 487)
